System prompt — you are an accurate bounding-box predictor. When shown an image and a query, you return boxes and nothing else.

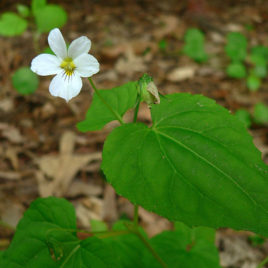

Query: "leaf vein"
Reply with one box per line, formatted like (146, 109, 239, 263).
(155, 130, 268, 215)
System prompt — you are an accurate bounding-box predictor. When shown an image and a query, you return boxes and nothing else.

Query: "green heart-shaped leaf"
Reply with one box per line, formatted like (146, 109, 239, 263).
(0, 12, 27, 36)
(2, 197, 117, 267)
(12, 67, 39, 95)
(35, 4, 67, 33)
(77, 81, 138, 132)
(102, 93, 268, 236)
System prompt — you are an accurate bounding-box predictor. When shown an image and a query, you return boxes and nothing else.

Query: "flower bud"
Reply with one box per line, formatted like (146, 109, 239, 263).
(138, 74, 160, 107)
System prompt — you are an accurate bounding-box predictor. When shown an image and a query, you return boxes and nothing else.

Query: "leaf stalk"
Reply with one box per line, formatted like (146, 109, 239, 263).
(88, 78, 124, 125)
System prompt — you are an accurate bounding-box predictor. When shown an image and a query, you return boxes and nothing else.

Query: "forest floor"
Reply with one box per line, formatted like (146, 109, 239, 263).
(0, 0, 267, 267)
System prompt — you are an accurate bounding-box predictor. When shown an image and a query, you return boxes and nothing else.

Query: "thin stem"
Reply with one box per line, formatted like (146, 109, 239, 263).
(133, 97, 141, 123)
(88, 78, 124, 125)
(134, 230, 167, 268)
(132, 95, 166, 266)
(123, 222, 167, 268)
(46, 223, 166, 266)
(33, 31, 41, 53)
(60, 244, 80, 268)
(257, 256, 268, 268)
(95, 230, 130, 239)
(46, 227, 129, 238)
(133, 96, 140, 226)
(133, 205, 139, 226)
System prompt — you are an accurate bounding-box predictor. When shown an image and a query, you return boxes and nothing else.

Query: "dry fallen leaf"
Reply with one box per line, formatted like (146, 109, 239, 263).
(217, 234, 263, 268)
(0, 98, 14, 113)
(102, 184, 118, 222)
(167, 66, 197, 82)
(153, 15, 180, 39)
(1, 126, 24, 144)
(139, 207, 172, 237)
(0, 171, 21, 180)
(76, 197, 103, 228)
(115, 47, 146, 76)
(5, 147, 19, 170)
(66, 181, 102, 198)
(0, 201, 24, 228)
(36, 131, 102, 197)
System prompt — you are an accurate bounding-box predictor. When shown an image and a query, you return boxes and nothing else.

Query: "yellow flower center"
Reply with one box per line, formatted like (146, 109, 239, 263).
(60, 57, 76, 76)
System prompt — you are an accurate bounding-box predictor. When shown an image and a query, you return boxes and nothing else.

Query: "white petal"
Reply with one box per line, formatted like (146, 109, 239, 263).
(49, 72, 82, 102)
(31, 54, 61, 76)
(74, 53, 100, 77)
(48, 28, 67, 60)
(68, 36, 91, 59)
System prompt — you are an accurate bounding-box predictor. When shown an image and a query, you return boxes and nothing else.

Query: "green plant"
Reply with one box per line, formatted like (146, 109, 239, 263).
(253, 102, 268, 125)
(226, 62, 246, 78)
(12, 67, 39, 95)
(0, 0, 67, 37)
(225, 32, 247, 62)
(16, 4, 30, 18)
(1, 29, 268, 268)
(246, 73, 261, 92)
(34, 3, 67, 33)
(183, 28, 208, 63)
(247, 45, 268, 91)
(225, 32, 268, 91)
(225, 32, 247, 79)
(0, 12, 28, 36)
(1, 0, 68, 97)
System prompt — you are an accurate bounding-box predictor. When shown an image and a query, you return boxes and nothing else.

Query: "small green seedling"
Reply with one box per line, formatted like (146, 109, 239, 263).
(225, 33, 268, 91)
(0, 0, 67, 37)
(225, 32, 247, 79)
(246, 74, 261, 92)
(225, 32, 247, 62)
(12, 67, 39, 95)
(253, 103, 268, 125)
(34, 3, 67, 33)
(226, 62, 246, 78)
(16, 4, 30, 18)
(250, 53, 267, 78)
(0, 12, 28, 36)
(183, 28, 208, 63)
(246, 45, 268, 91)
(1, 0, 68, 96)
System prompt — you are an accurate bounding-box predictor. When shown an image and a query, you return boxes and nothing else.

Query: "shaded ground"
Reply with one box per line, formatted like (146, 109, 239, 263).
(0, 0, 268, 267)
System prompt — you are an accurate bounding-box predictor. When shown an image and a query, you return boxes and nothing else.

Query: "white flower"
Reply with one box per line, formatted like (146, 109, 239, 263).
(31, 28, 99, 102)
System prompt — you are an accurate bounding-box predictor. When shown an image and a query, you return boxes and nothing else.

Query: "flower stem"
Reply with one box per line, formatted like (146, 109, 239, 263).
(94, 230, 130, 239)
(93, 225, 167, 267)
(257, 256, 268, 268)
(46, 227, 130, 239)
(33, 31, 41, 53)
(88, 78, 124, 125)
(87, 79, 166, 267)
(123, 222, 167, 268)
(133, 96, 141, 123)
